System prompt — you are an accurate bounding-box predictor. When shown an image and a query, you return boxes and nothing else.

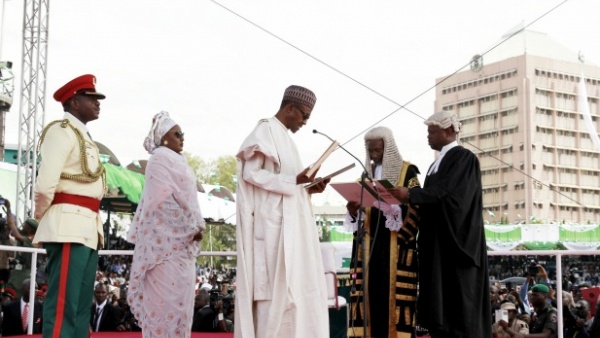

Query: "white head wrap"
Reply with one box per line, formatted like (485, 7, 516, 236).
(364, 126, 403, 185)
(424, 111, 462, 133)
(143, 111, 177, 154)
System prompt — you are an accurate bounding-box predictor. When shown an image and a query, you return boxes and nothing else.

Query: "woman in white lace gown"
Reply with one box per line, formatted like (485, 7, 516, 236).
(127, 111, 205, 338)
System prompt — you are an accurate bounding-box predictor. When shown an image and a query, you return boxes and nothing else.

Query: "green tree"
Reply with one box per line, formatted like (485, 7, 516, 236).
(183, 152, 237, 193)
(197, 223, 237, 270)
(182, 152, 238, 268)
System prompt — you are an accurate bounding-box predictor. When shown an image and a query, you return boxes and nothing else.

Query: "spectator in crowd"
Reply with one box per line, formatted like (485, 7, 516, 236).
(492, 301, 529, 338)
(0, 212, 15, 285)
(588, 298, 600, 337)
(508, 290, 531, 317)
(564, 299, 591, 338)
(192, 289, 216, 332)
(107, 271, 118, 285)
(193, 294, 204, 316)
(127, 111, 204, 338)
(5, 200, 46, 293)
(110, 293, 119, 307)
(34, 290, 45, 304)
(577, 300, 593, 331)
(527, 284, 557, 338)
(561, 290, 578, 331)
(521, 265, 551, 310)
(111, 258, 125, 275)
(520, 313, 532, 327)
(491, 285, 505, 322)
(222, 292, 235, 333)
(117, 297, 141, 332)
(1, 279, 43, 336)
(90, 283, 125, 332)
(1, 288, 16, 305)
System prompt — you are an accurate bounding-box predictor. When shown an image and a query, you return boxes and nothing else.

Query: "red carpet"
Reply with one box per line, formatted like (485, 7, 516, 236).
(21, 330, 427, 337)
(25, 333, 232, 338)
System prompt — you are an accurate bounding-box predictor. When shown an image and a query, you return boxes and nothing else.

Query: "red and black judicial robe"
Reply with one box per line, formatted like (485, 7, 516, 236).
(348, 161, 420, 338)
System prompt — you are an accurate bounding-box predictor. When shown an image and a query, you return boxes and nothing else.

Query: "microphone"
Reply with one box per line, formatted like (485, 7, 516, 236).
(314, 128, 378, 333)
(312, 129, 372, 182)
(312, 129, 335, 142)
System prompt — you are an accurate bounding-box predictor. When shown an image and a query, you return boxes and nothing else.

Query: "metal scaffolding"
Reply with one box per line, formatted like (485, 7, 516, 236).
(0, 61, 14, 162)
(15, 0, 49, 224)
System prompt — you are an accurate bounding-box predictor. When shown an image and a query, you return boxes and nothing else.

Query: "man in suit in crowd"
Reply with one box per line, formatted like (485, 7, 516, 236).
(192, 289, 217, 332)
(90, 283, 125, 332)
(1, 279, 43, 336)
(33, 74, 107, 337)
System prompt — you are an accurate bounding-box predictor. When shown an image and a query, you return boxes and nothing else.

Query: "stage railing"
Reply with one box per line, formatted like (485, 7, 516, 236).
(0, 245, 233, 335)
(1, 244, 598, 338)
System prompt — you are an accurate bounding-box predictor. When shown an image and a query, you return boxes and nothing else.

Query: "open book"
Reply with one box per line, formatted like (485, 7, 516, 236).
(304, 140, 339, 178)
(304, 163, 356, 189)
(330, 179, 400, 205)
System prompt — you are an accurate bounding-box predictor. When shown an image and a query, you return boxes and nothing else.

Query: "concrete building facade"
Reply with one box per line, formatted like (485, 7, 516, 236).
(435, 30, 600, 224)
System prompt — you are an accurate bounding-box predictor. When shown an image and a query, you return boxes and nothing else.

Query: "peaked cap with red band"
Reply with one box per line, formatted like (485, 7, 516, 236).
(53, 74, 106, 104)
(2, 287, 16, 299)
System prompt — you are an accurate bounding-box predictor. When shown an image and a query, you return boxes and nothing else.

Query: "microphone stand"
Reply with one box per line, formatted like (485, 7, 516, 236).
(313, 129, 371, 336)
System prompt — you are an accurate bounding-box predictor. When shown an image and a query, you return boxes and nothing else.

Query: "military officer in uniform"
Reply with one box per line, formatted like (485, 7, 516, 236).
(33, 74, 106, 338)
(528, 284, 558, 338)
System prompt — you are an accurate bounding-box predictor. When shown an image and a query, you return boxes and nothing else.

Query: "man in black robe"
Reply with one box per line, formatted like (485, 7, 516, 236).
(390, 111, 491, 338)
(345, 126, 420, 338)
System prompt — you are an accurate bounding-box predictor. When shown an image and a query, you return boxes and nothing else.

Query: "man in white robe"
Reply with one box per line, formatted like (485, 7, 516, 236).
(235, 85, 330, 338)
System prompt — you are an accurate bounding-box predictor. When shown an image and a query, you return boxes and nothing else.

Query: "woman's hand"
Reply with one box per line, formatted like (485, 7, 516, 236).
(193, 230, 203, 241)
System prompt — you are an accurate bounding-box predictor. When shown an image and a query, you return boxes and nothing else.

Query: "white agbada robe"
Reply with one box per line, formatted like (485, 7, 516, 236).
(234, 117, 329, 338)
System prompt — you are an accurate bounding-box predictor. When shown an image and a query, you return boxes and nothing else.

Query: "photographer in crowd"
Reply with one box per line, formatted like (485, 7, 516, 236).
(3, 198, 45, 293)
(520, 262, 551, 310)
(192, 289, 217, 332)
(0, 196, 16, 285)
(222, 290, 235, 332)
(192, 288, 231, 333)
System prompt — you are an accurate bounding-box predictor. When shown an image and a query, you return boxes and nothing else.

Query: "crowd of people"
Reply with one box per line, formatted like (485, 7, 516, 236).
(2, 241, 600, 337)
(489, 263, 600, 338)
(0, 240, 237, 336)
(488, 255, 600, 287)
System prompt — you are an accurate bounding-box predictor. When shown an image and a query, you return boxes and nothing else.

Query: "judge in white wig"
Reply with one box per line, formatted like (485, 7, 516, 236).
(127, 111, 205, 338)
(345, 126, 421, 337)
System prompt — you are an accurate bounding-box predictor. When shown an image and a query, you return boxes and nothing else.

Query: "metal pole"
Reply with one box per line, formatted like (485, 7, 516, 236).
(27, 251, 37, 335)
(209, 223, 213, 269)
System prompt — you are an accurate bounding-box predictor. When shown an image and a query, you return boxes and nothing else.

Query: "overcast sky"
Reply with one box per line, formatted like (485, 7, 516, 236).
(1, 0, 599, 206)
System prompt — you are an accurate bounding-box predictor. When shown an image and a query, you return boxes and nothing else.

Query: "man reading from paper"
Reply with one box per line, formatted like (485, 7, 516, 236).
(345, 126, 420, 338)
(235, 85, 330, 338)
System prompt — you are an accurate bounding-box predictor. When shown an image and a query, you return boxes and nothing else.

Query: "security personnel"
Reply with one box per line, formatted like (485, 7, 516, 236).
(528, 284, 558, 338)
(33, 74, 106, 337)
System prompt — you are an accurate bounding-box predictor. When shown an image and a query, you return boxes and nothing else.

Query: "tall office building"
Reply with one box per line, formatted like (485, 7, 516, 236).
(435, 29, 600, 224)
